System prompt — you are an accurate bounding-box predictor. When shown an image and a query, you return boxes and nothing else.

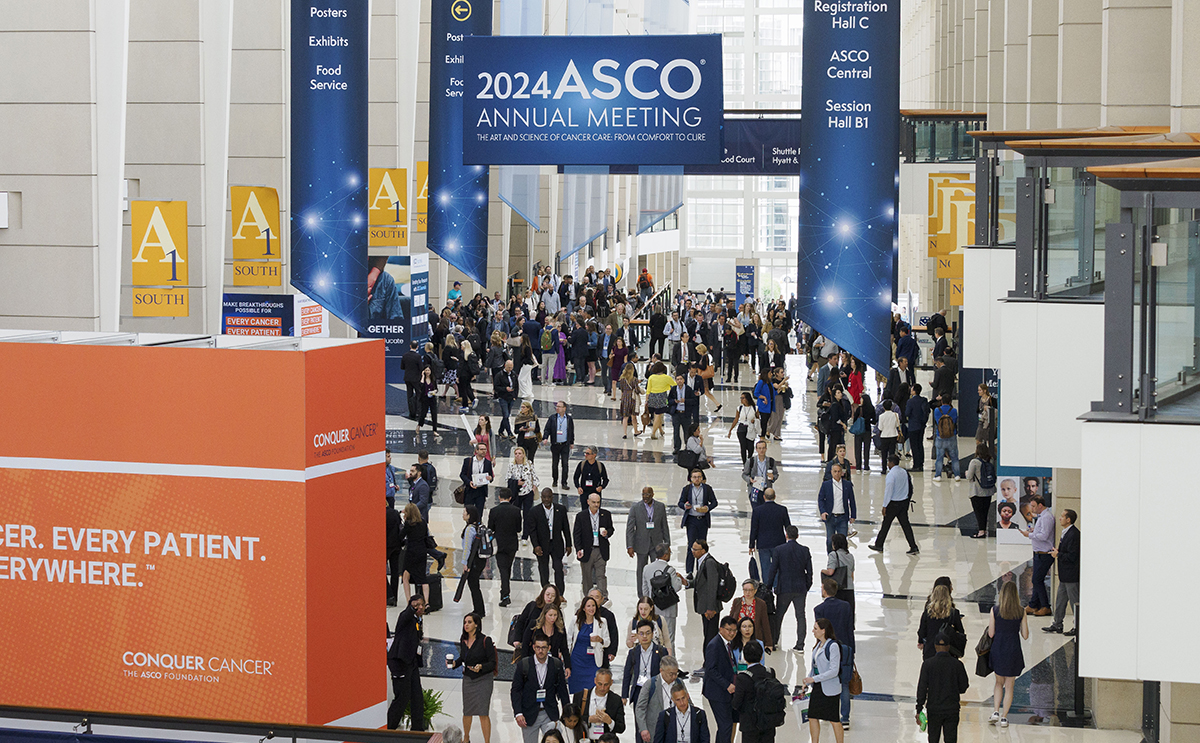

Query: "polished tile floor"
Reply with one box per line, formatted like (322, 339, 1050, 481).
(387, 355, 1129, 743)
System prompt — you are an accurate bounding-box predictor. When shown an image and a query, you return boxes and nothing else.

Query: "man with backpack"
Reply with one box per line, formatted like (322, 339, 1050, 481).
(868, 455, 920, 555)
(915, 631, 970, 743)
(733, 642, 787, 743)
(931, 396, 962, 481)
(690, 539, 732, 650)
(642, 544, 685, 647)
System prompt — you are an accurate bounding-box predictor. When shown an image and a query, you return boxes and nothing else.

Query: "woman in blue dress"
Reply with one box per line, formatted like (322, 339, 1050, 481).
(987, 580, 1029, 728)
(567, 595, 610, 694)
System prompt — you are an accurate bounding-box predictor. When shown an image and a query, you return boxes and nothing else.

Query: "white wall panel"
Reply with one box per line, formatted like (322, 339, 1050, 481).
(1079, 421, 1142, 680)
(962, 246, 1014, 369)
(998, 301, 1103, 468)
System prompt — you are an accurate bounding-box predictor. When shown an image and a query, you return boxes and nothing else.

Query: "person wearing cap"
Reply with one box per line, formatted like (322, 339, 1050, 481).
(914, 631, 969, 743)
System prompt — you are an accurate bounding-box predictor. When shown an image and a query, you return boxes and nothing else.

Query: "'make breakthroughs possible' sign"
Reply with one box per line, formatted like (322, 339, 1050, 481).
(462, 34, 724, 166)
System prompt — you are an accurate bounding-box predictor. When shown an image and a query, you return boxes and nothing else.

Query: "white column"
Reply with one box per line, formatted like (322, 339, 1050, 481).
(200, 0, 233, 334)
(1002, 0, 1027, 128)
(987, 0, 1006, 126)
(1100, 0, 1171, 126)
(1058, 0, 1102, 127)
(1025, 0, 1057, 128)
(974, 0, 989, 112)
(962, 0, 976, 108)
(97, 0, 131, 331)
(1170, 0, 1200, 131)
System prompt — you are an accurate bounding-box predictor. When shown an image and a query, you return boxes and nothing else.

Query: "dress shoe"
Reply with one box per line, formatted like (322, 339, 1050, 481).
(1025, 606, 1036, 615)
(1063, 628, 1077, 637)
(906, 547, 920, 555)
(499, 597, 511, 607)
(1042, 625, 1062, 634)
(868, 543, 883, 552)
(1035, 607, 1053, 616)
(793, 643, 805, 652)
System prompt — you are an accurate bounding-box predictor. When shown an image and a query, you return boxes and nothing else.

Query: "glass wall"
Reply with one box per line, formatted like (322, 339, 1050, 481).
(995, 156, 1025, 244)
(1042, 168, 1119, 297)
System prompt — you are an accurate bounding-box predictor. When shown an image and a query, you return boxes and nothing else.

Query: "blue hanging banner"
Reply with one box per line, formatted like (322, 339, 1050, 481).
(796, 0, 900, 373)
(462, 34, 724, 166)
(289, 0, 369, 330)
(429, 0, 493, 286)
(735, 265, 755, 308)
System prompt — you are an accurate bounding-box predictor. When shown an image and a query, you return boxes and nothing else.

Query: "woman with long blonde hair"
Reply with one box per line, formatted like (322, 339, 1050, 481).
(617, 362, 643, 439)
(986, 581, 1029, 728)
(917, 583, 964, 660)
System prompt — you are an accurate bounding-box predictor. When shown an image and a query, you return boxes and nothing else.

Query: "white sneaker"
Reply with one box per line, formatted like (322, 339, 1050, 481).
(933, 475, 942, 482)
(988, 712, 1000, 725)
(999, 718, 1009, 728)
(956, 476, 964, 482)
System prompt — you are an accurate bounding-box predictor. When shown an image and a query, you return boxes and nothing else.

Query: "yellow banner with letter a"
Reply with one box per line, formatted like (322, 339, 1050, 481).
(131, 200, 190, 317)
(368, 168, 409, 246)
(230, 186, 282, 285)
(415, 161, 429, 233)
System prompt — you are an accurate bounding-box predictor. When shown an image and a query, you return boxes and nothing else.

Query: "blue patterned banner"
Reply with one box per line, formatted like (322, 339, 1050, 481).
(428, 0, 493, 286)
(796, 0, 900, 372)
(289, 0, 369, 330)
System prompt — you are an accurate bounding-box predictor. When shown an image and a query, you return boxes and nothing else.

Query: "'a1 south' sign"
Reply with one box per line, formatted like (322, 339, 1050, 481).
(462, 34, 724, 166)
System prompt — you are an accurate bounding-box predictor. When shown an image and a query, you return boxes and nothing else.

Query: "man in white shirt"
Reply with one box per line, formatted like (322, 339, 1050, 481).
(635, 656, 680, 743)
(572, 668, 625, 740)
(817, 462, 857, 553)
(868, 454, 919, 555)
(657, 682, 710, 743)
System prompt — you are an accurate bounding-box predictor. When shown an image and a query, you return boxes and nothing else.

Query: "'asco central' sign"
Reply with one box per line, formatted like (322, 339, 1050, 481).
(462, 34, 724, 166)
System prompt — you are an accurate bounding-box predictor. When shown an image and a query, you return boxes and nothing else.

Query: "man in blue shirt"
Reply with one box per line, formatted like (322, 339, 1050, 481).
(1020, 496, 1055, 616)
(931, 396, 962, 481)
(868, 455, 919, 555)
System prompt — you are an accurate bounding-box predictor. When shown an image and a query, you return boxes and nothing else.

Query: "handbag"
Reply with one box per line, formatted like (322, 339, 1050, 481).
(829, 551, 850, 591)
(974, 628, 993, 677)
(848, 664, 863, 696)
(675, 449, 699, 470)
(453, 484, 466, 504)
(848, 416, 866, 437)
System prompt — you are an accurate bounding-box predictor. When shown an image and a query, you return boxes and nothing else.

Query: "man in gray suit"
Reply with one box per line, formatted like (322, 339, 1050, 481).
(642, 544, 685, 647)
(635, 656, 680, 743)
(627, 486, 671, 580)
(406, 464, 432, 523)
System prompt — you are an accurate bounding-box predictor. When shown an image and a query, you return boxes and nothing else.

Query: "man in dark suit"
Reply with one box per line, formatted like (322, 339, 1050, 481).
(460, 442, 494, 517)
(814, 578, 854, 726)
(653, 683, 710, 743)
(622, 619, 669, 706)
(690, 539, 725, 650)
(512, 632, 572, 743)
(671, 331, 696, 375)
(1044, 508, 1081, 636)
(529, 487, 571, 593)
(817, 463, 857, 553)
(732, 642, 777, 743)
(702, 616, 739, 743)
(931, 357, 955, 405)
(678, 470, 718, 572)
(522, 315, 543, 383)
(386, 505, 402, 606)
(573, 492, 615, 596)
(572, 668, 626, 738)
(487, 487, 523, 607)
(407, 463, 432, 523)
(400, 341, 423, 419)
(926, 308, 949, 338)
(766, 525, 813, 652)
(626, 486, 671, 580)
(493, 359, 518, 438)
(386, 595, 427, 730)
(894, 325, 919, 368)
(884, 356, 916, 402)
(569, 319, 590, 384)
(748, 488, 790, 581)
(649, 308, 668, 358)
(669, 373, 700, 451)
(932, 325, 948, 360)
(542, 401, 575, 490)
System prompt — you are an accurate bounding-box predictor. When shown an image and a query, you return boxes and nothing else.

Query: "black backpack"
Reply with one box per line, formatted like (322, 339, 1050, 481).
(751, 669, 788, 730)
(714, 560, 737, 603)
(650, 568, 680, 609)
(978, 460, 997, 489)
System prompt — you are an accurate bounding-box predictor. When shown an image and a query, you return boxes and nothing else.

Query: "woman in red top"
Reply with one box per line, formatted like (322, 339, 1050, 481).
(729, 579, 774, 650)
(846, 356, 865, 414)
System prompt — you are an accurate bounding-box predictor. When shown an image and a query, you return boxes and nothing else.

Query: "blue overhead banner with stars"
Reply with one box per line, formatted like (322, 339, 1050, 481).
(289, 0, 369, 330)
(796, 0, 900, 373)
(428, 0, 493, 286)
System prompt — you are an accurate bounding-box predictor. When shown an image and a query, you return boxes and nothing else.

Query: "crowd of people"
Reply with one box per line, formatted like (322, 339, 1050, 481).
(382, 276, 1080, 743)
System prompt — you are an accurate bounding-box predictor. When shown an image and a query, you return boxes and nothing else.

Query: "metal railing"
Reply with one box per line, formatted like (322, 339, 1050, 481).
(632, 280, 673, 320)
(0, 704, 431, 743)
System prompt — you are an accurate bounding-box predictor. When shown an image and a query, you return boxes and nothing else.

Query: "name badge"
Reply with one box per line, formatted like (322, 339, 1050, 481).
(593, 530, 600, 540)
(638, 674, 650, 686)
(536, 688, 546, 702)
(587, 645, 596, 654)
(585, 480, 593, 487)
(591, 724, 605, 737)
(646, 520, 655, 529)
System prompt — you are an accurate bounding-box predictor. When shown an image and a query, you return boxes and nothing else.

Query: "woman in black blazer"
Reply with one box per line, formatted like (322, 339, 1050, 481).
(397, 503, 429, 605)
(453, 612, 497, 741)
